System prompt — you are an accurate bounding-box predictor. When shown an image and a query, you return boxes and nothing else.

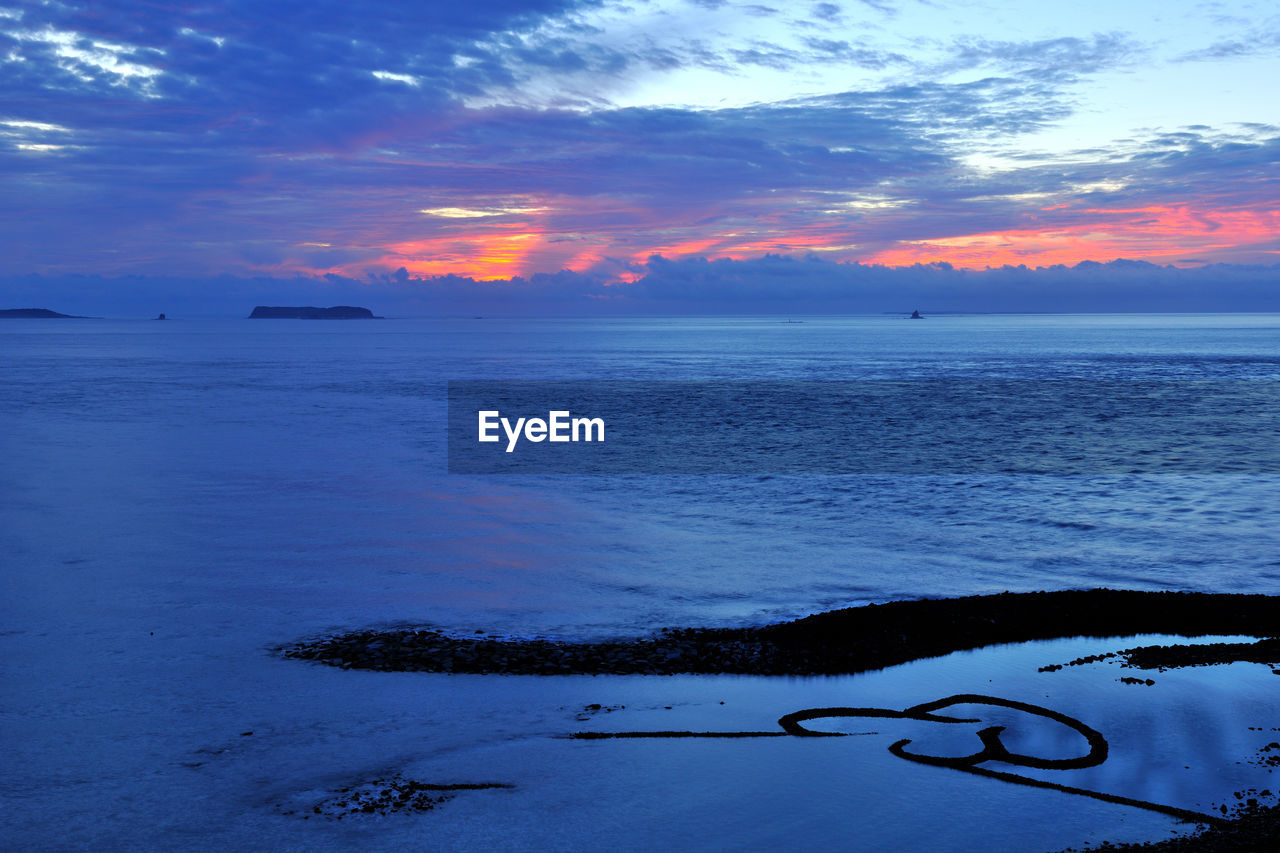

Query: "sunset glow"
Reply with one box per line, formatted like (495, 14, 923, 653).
(866, 205, 1280, 269)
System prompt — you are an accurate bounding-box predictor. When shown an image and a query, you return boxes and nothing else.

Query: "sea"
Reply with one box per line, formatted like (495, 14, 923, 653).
(4, 313, 1280, 851)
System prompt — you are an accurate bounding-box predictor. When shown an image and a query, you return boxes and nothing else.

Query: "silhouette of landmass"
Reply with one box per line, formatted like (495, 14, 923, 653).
(248, 305, 380, 319)
(0, 308, 83, 318)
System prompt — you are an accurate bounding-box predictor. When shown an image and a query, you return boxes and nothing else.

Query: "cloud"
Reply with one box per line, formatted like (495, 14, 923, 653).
(4, 94, 1277, 279)
(0, 1, 1276, 287)
(1175, 27, 1280, 62)
(944, 32, 1141, 80)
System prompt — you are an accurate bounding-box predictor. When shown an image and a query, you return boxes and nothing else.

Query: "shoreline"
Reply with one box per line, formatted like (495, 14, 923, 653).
(280, 589, 1280, 676)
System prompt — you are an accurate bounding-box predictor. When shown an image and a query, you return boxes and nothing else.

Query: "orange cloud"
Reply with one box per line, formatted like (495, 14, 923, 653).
(291, 195, 661, 280)
(865, 205, 1280, 269)
(388, 231, 540, 279)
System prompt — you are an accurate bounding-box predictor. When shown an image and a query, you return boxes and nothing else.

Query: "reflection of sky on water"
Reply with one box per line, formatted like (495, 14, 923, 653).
(556, 636, 1279, 828)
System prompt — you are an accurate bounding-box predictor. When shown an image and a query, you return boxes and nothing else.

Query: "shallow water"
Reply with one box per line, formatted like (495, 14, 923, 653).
(4, 314, 1280, 848)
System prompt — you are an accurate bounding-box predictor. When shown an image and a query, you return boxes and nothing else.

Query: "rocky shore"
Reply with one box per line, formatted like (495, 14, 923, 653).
(279, 589, 1280, 676)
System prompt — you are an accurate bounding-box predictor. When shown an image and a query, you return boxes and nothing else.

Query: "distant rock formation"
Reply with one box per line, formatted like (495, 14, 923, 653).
(156, 313, 166, 320)
(248, 305, 380, 319)
(909, 310, 923, 319)
(0, 308, 82, 318)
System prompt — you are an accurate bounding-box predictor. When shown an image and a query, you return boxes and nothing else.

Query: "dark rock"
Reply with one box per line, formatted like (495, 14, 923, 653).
(1121, 638, 1280, 671)
(294, 776, 515, 820)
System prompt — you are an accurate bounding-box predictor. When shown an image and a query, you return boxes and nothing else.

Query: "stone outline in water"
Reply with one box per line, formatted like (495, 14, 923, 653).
(575, 693, 1222, 827)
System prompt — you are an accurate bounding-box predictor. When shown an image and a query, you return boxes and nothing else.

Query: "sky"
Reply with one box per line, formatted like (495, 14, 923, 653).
(1, 0, 1278, 313)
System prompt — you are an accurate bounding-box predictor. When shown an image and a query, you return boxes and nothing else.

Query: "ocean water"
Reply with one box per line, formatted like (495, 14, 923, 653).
(4, 313, 1280, 850)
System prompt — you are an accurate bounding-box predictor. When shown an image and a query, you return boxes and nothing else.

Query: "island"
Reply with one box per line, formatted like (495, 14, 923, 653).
(0, 308, 83, 318)
(248, 305, 381, 319)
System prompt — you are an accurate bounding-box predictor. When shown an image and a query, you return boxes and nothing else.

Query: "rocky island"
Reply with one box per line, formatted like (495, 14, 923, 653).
(248, 305, 380, 319)
(0, 308, 84, 318)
